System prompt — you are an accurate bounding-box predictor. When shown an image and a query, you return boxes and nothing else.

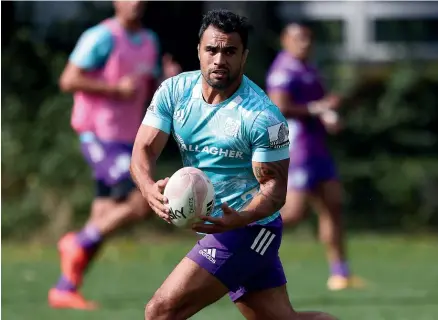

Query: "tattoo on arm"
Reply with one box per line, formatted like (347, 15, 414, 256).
(252, 159, 289, 210)
(253, 166, 274, 182)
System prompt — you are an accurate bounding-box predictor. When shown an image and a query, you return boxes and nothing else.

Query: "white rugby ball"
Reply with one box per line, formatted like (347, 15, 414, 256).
(163, 167, 216, 228)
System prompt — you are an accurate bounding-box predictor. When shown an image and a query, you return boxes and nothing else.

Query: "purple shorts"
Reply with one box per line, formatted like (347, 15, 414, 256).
(186, 217, 286, 302)
(288, 156, 338, 191)
(79, 132, 136, 199)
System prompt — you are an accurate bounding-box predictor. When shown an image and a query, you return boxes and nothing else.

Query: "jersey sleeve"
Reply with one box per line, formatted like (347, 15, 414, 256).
(250, 105, 290, 162)
(69, 25, 113, 70)
(266, 68, 297, 93)
(142, 79, 174, 134)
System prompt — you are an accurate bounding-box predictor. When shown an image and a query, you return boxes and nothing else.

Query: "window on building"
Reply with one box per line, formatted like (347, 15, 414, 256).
(305, 19, 344, 45)
(374, 18, 438, 43)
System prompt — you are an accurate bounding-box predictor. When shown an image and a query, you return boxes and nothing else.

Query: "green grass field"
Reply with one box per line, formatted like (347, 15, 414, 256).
(2, 233, 438, 320)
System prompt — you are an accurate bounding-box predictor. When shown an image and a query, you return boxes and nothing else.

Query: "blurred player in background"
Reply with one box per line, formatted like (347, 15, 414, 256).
(48, 0, 181, 309)
(131, 9, 337, 320)
(266, 23, 364, 291)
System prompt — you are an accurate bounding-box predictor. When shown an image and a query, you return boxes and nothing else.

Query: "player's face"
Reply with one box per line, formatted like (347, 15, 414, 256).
(114, 1, 146, 22)
(198, 26, 248, 90)
(284, 26, 312, 60)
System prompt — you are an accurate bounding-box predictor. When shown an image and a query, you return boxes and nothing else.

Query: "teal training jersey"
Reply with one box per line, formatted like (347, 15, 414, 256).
(143, 71, 290, 225)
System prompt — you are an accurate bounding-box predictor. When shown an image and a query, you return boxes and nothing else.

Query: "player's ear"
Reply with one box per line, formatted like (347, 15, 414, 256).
(197, 44, 200, 61)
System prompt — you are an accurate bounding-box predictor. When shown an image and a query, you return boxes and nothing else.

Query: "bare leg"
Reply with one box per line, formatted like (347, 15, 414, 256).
(310, 180, 346, 269)
(52, 188, 151, 294)
(145, 257, 229, 320)
(309, 180, 366, 290)
(235, 285, 338, 320)
(280, 190, 309, 226)
(88, 189, 150, 236)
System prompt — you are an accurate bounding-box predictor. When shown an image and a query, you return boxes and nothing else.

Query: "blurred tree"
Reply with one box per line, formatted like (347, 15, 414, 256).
(1, 1, 16, 47)
(330, 64, 438, 231)
(2, 2, 438, 241)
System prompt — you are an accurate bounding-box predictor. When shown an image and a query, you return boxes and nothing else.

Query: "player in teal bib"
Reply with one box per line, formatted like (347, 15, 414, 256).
(143, 70, 289, 226)
(131, 9, 337, 320)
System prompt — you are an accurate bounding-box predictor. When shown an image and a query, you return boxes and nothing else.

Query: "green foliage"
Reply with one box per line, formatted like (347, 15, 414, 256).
(2, 27, 91, 239)
(327, 64, 438, 230)
(2, 23, 438, 240)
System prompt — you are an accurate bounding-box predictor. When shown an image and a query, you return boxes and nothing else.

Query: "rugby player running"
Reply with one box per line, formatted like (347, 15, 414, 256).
(131, 9, 338, 320)
(49, 1, 181, 309)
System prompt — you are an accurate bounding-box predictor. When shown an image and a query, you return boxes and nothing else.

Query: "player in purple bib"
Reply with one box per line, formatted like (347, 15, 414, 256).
(266, 23, 364, 291)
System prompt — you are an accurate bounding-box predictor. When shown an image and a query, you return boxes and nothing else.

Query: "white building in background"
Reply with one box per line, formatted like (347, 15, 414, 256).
(12, 1, 438, 62)
(277, 1, 438, 62)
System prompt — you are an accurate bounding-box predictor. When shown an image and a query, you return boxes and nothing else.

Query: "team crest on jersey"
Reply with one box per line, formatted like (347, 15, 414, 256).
(148, 84, 163, 113)
(173, 109, 185, 124)
(223, 117, 241, 137)
(267, 122, 289, 149)
(147, 103, 156, 112)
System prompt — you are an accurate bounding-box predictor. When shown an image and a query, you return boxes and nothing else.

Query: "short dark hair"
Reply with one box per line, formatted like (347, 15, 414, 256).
(198, 9, 253, 50)
(282, 21, 312, 33)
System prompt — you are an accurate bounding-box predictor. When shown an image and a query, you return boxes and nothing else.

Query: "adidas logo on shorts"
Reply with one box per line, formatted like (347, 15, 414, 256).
(199, 248, 216, 264)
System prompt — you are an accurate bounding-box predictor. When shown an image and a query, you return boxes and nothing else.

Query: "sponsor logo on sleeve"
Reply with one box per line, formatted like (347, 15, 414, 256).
(267, 122, 289, 149)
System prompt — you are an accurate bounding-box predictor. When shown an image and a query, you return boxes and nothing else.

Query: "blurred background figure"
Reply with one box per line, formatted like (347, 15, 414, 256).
(266, 23, 364, 291)
(48, 0, 181, 310)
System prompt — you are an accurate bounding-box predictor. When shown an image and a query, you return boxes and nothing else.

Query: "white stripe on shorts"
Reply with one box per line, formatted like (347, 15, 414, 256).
(250, 228, 267, 250)
(260, 233, 276, 256)
(255, 230, 272, 254)
(250, 228, 276, 255)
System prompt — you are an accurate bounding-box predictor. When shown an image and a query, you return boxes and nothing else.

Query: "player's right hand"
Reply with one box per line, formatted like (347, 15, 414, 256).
(321, 94, 341, 110)
(115, 76, 137, 100)
(143, 178, 171, 223)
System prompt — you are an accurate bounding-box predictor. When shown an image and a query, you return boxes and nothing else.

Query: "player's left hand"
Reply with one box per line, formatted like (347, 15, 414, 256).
(320, 110, 343, 134)
(191, 203, 248, 234)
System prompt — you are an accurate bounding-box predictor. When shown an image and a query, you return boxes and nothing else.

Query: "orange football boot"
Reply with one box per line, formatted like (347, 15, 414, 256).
(48, 232, 98, 309)
(48, 288, 98, 310)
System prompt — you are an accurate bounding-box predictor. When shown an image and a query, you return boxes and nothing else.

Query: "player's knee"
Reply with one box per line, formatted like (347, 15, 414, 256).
(318, 202, 342, 225)
(318, 214, 342, 245)
(280, 205, 306, 225)
(127, 190, 151, 219)
(280, 191, 307, 225)
(90, 199, 114, 221)
(144, 297, 164, 319)
(282, 208, 305, 221)
(144, 293, 178, 320)
(319, 183, 343, 219)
